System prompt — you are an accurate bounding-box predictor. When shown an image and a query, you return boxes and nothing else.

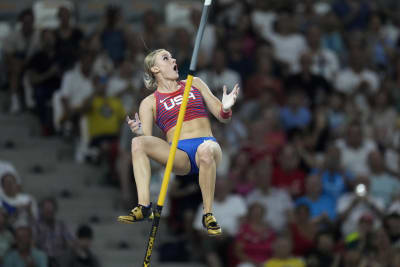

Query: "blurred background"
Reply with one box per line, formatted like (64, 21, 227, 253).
(1, 0, 400, 266)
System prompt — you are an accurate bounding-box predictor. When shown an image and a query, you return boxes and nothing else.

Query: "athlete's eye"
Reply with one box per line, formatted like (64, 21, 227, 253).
(163, 56, 168, 60)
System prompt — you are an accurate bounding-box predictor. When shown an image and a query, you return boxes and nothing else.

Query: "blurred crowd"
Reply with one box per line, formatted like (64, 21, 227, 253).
(0, 160, 100, 267)
(1, 0, 400, 267)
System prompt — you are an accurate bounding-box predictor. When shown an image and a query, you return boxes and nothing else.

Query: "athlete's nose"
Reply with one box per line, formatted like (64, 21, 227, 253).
(172, 58, 176, 64)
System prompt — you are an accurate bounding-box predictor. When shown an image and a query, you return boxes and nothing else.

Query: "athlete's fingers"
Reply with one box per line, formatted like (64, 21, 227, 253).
(126, 115, 133, 123)
(135, 112, 140, 122)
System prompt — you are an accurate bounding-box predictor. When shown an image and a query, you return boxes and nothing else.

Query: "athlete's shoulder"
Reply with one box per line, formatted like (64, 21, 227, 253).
(140, 93, 156, 108)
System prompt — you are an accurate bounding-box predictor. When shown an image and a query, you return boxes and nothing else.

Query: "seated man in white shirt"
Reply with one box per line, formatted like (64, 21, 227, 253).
(194, 178, 246, 267)
(58, 49, 95, 134)
(265, 12, 308, 74)
(246, 164, 293, 232)
(334, 49, 379, 115)
(335, 122, 377, 177)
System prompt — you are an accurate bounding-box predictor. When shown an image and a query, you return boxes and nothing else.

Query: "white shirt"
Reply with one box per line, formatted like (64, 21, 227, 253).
(3, 28, 40, 58)
(369, 172, 400, 206)
(337, 193, 384, 235)
(193, 194, 247, 236)
(268, 33, 308, 73)
(334, 68, 380, 95)
(251, 11, 277, 41)
(246, 188, 293, 231)
(335, 139, 377, 176)
(59, 64, 93, 109)
(310, 49, 340, 82)
(197, 69, 241, 96)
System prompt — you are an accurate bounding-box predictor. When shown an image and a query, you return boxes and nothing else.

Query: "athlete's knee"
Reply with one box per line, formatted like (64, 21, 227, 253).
(197, 143, 216, 166)
(131, 136, 146, 154)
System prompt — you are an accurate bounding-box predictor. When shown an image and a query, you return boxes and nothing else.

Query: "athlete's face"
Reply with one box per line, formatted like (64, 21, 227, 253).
(153, 50, 179, 81)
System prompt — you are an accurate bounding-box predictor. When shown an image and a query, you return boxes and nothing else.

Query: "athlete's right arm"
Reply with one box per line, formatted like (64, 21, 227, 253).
(138, 95, 155, 136)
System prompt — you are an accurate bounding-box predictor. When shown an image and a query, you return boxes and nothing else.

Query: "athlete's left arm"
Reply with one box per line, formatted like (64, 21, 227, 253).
(192, 77, 240, 123)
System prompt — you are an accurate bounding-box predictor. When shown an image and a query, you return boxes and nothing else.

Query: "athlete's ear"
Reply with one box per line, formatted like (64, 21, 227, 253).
(151, 66, 160, 74)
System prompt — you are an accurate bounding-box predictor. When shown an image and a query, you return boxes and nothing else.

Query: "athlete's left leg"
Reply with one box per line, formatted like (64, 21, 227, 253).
(195, 140, 222, 235)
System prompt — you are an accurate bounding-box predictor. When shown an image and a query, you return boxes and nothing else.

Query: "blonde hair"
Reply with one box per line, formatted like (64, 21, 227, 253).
(143, 49, 164, 90)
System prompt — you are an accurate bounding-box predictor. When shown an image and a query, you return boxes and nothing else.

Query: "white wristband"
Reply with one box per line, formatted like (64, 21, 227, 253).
(205, 0, 212, 6)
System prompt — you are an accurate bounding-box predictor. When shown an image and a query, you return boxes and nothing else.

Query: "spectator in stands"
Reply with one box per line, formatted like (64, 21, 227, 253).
(3, 224, 47, 267)
(289, 204, 318, 256)
(334, 48, 379, 98)
(311, 144, 352, 204)
(97, 5, 130, 65)
(279, 89, 311, 131)
(226, 33, 255, 83)
(337, 177, 385, 236)
(365, 13, 396, 70)
(263, 235, 305, 267)
(0, 208, 14, 263)
(271, 144, 306, 197)
(306, 24, 340, 82)
(285, 52, 332, 108)
(335, 122, 377, 177)
(244, 54, 283, 102)
(320, 12, 345, 59)
(367, 150, 400, 206)
(59, 224, 100, 267)
(368, 90, 398, 143)
(0, 172, 38, 226)
(230, 153, 254, 197)
(58, 49, 95, 133)
(332, 0, 371, 32)
(54, 6, 84, 73)
(34, 197, 74, 267)
(383, 211, 400, 248)
(295, 174, 337, 221)
(193, 178, 246, 267)
(234, 202, 276, 267)
(197, 48, 241, 99)
(3, 8, 39, 113)
(246, 161, 293, 232)
(82, 75, 125, 182)
(264, 11, 308, 74)
(107, 58, 142, 113)
(26, 29, 62, 136)
(326, 91, 347, 135)
(306, 231, 337, 267)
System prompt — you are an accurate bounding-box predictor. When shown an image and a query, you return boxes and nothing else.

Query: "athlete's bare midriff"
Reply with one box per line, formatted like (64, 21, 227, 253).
(165, 117, 213, 143)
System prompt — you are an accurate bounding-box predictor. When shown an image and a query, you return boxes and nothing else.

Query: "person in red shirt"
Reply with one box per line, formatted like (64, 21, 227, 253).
(271, 144, 306, 197)
(233, 202, 276, 266)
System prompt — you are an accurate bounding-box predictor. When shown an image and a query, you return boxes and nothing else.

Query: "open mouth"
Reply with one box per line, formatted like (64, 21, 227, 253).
(173, 64, 178, 72)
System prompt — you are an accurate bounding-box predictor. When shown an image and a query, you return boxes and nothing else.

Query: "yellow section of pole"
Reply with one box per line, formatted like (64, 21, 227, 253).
(156, 74, 194, 206)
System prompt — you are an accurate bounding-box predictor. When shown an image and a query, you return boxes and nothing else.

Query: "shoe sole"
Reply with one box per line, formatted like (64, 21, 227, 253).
(207, 229, 222, 236)
(117, 213, 154, 224)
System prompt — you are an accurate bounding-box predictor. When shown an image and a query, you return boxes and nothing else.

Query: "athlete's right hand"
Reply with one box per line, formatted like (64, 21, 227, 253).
(127, 113, 144, 136)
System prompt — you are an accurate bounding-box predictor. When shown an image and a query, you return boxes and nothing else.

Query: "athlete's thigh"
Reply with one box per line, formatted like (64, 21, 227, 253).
(195, 140, 222, 167)
(138, 136, 191, 175)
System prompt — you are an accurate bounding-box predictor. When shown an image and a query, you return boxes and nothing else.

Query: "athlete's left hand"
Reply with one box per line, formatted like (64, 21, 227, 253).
(222, 84, 240, 111)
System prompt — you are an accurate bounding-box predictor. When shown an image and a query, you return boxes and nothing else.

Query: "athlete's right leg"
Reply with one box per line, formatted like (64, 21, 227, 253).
(131, 135, 191, 206)
(118, 135, 191, 223)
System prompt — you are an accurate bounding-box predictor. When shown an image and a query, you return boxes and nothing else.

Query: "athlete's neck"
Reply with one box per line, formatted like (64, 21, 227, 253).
(157, 79, 179, 93)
